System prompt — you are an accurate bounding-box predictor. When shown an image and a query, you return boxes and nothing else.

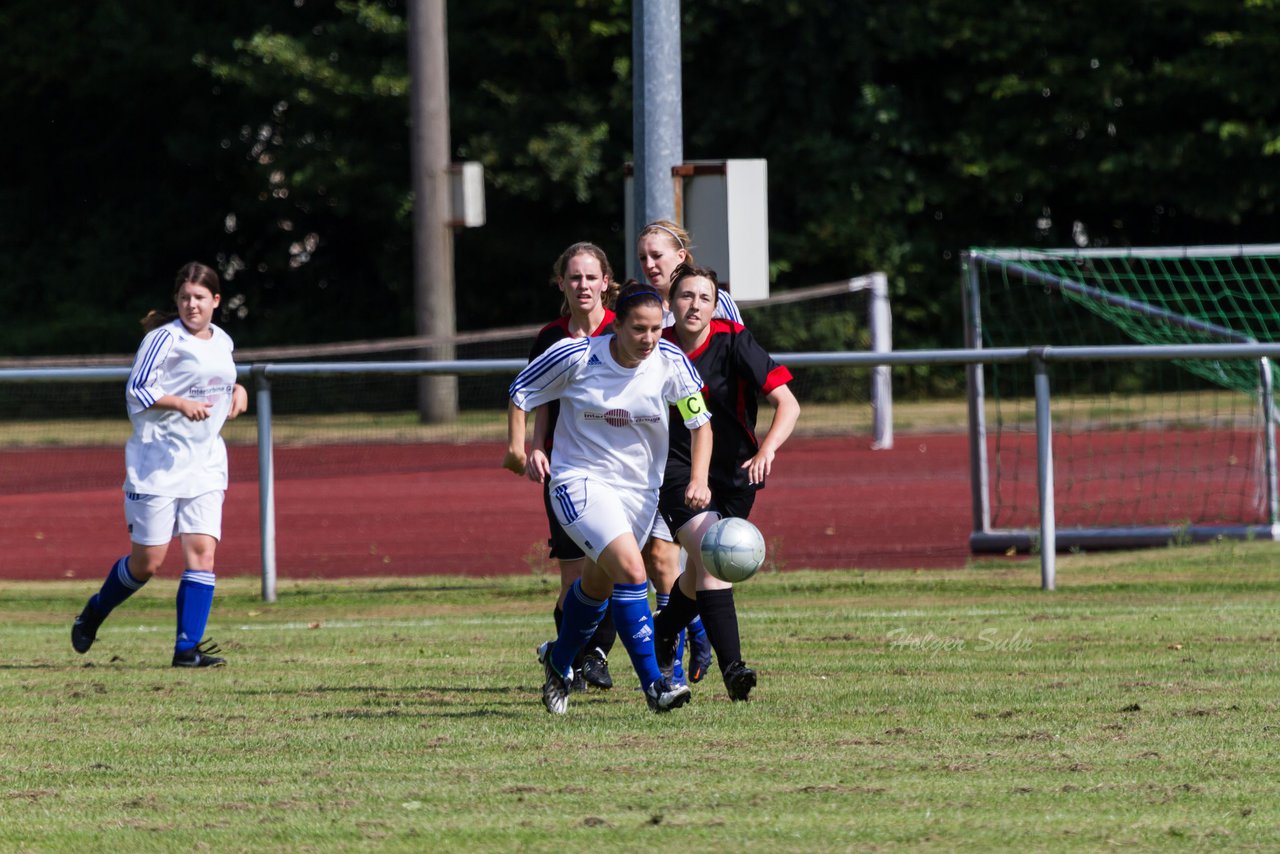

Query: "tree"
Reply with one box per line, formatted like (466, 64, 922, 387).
(4, 0, 1280, 362)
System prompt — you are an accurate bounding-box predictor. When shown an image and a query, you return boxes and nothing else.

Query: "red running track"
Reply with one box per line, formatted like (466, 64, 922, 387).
(0, 435, 975, 580)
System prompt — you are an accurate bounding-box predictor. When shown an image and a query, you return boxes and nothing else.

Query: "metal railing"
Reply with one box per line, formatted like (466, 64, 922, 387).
(4, 342, 1279, 596)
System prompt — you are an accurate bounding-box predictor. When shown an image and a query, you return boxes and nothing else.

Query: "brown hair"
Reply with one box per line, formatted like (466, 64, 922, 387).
(636, 219, 696, 265)
(612, 279, 664, 322)
(141, 261, 222, 332)
(669, 263, 721, 308)
(550, 242, 617, 316)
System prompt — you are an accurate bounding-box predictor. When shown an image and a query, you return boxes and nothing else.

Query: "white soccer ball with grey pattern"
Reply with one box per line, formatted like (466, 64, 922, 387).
(699, 517, 766, 583)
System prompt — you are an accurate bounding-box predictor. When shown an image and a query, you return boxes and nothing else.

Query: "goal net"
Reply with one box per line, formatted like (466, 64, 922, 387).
(966, 245, 1280, 553)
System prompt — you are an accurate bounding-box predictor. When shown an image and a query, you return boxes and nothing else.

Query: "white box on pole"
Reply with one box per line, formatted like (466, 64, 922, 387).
(623, 159, 769, 300)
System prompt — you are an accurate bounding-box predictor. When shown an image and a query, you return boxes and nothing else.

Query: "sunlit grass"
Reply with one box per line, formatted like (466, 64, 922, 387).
(3, 541, 1280, 850)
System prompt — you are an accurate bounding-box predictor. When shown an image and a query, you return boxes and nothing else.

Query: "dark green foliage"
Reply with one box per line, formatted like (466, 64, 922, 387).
(3, 1, 1280, 365)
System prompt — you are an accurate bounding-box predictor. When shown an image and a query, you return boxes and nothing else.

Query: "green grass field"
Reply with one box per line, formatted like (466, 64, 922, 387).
(3, 543, 1279, 852)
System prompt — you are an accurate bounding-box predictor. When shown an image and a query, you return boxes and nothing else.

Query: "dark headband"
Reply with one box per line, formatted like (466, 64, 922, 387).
(615, 289, 662, 310)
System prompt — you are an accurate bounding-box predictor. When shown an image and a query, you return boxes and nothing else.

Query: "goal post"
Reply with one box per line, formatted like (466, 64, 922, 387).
(965, 244, 1280, 553)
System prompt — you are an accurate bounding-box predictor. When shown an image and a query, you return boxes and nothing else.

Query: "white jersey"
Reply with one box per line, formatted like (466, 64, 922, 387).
(662, 289, 742, 328)
(510, 335, 710, 492)
(124, 319, 238, 498)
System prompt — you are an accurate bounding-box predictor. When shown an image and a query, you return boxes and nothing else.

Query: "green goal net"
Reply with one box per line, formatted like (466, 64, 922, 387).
(966, 245, 1280, 552)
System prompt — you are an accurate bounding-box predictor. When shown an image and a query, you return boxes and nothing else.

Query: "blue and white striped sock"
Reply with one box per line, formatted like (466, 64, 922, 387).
(175, 570, 216, 652)
(611, 582, 663, 688)
(551, 579, 607, 678)
(89, 556, 146, 616)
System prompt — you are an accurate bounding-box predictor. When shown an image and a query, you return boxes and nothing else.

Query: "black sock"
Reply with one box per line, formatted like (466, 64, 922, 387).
(587, 606, 616, 655)
(654, 582, 699, 646)
(697, 588, 742, 673)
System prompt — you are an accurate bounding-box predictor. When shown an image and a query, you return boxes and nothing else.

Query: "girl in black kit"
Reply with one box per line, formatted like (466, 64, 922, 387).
(652, 264, 801, 701)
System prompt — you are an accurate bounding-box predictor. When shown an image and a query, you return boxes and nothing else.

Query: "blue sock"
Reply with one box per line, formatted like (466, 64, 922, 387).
(688, 615, 708, 643)
(550, 580, 607, 678)
(89, 556, 146, 616)
(612, 582, 663, 688)
(175, 570, 216, 652)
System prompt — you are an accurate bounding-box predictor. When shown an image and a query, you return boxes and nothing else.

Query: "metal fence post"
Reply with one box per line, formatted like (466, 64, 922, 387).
(1033, 352, 1056, 591)
(253, 366, 277, 603)
(868, 272, 894, 450)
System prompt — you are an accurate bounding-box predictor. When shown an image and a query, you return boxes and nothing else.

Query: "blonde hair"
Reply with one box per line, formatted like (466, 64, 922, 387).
(637, 220, 696, 265)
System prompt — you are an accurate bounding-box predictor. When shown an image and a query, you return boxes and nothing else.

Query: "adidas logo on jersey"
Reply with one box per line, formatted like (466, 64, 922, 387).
(587, 354, 602, 366)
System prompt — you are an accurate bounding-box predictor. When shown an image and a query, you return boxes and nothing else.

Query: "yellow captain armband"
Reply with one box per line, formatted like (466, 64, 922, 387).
(676, 391, 707, 422)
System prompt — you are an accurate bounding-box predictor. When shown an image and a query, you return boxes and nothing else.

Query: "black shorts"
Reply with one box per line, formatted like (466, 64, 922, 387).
(542, 480, 585, 561)
(659, 474, 758, 537)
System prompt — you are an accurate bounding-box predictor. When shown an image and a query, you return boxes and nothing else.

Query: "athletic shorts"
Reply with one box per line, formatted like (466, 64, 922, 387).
(542, 480, 585, 561)
(547, 475, 658, 563)
(659, 475, 758, 538)
(124, 490, 224, 546)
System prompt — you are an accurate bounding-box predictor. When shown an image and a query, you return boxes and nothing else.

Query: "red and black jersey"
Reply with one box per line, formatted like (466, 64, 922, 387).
(527, 310, 616, 453)
(663, 319, 793, 492)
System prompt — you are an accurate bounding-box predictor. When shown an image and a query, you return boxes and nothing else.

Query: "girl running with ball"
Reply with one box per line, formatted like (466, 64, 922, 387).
(508, 281, 713, 714)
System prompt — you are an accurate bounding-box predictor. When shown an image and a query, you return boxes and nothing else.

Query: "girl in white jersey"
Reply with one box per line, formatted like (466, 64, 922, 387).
(509, 281, 713, 714)
(72, 262, 248, 668)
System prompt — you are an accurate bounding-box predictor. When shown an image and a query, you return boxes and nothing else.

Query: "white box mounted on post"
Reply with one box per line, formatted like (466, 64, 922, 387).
(447, 162, 486, 228)
(678, 159, 769, 301)
(623, 159, 769, 301)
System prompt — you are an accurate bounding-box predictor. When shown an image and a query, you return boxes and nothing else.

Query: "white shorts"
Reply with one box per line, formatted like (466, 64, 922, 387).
(548, 476, 657, 563)
(124, 490, 224, 546)
(650, 513, 674, 543)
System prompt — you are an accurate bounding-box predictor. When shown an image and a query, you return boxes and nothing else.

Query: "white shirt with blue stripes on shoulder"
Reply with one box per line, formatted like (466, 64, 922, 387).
(662, 288, 742, 328)
(509, 334, 710, 492)
(124, 318, 238, 498)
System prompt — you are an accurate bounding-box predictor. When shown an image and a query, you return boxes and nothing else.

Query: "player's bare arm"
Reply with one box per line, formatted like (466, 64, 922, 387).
(685, 421, 712, 510)
(503, 400, 529, 476)
(742, 384, 800, 484)
(229, 384, 249, 419)
(525, 406, 551, 483)
(152, 394, 213, 421)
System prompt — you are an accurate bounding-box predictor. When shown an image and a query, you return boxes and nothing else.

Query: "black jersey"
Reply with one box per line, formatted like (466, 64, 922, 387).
(663, 319, 793, 492)
(527, 310, 616, 453)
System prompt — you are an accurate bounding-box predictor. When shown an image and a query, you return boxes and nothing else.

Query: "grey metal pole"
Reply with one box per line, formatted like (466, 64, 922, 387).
(962, 253, 992, 534)
(868, 272, 893, 449)
(407, 0, 458, 422)
(1259, 358, 1279, 529)
(1034, 355, 1056, 591)
(632, 0, 683, 231)
(253, 368, 277, 603)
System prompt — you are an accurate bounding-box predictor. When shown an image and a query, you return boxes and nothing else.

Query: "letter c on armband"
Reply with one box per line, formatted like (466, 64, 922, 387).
(676, 391, 707, 422)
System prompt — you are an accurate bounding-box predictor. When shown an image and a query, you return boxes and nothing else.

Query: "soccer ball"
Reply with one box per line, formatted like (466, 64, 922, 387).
(699, 517, 766, 583)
